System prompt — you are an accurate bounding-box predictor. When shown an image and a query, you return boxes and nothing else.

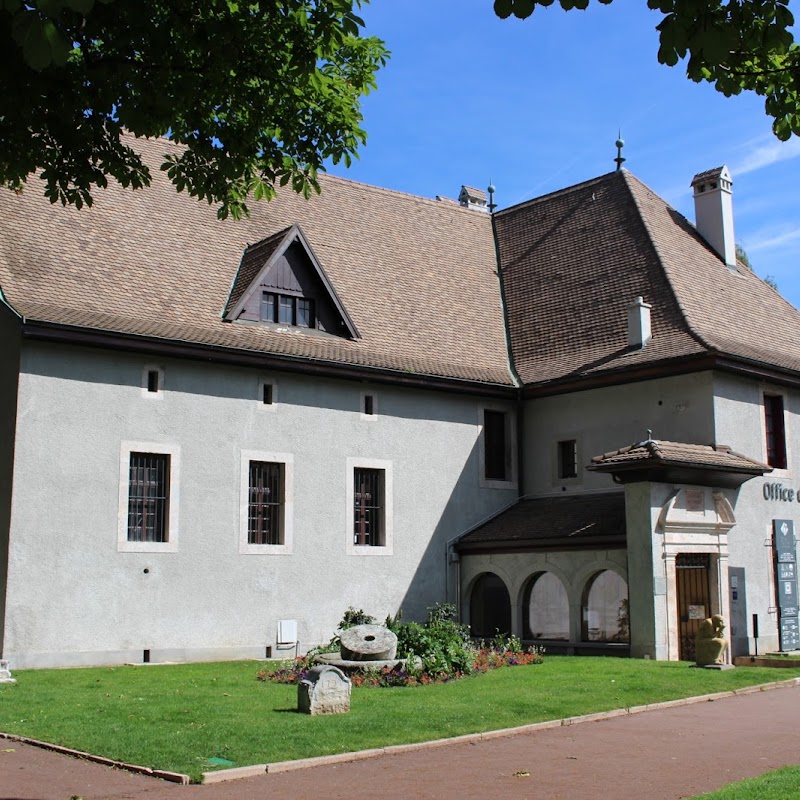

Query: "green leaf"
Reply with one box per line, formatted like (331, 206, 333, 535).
(64, 0, 95, 14)
(512, 0, 535, 19)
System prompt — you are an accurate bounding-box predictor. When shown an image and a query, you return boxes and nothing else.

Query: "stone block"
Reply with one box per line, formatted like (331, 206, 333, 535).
(298, 665, 351, 715)
(0, 660, 15, 684)
(339, 624, 397, 661)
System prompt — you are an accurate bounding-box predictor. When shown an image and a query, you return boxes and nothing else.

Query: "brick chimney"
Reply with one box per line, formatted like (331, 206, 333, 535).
(691, 166, 736, 269)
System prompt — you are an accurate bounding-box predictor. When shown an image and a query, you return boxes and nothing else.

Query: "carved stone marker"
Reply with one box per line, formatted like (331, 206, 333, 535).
(298, 665, 351, 715)
(339, 624, 397, 661)
(695, 614, 729, 667)
(0, 660, 15, 684)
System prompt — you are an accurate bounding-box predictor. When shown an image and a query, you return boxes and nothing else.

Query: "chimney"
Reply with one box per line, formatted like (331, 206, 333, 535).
(691, 165, 736, 269)
(627, 296, 652, 349)
(458, 185, 489, 212)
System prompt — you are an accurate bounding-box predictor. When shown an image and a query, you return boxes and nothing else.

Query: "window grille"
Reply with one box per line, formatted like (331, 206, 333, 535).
(128, 453, 169, 542)
(249, 461, 282, 545)
(353, 467, 383, 546)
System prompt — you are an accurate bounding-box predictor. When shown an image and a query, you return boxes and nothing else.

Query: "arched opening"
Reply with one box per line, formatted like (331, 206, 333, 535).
(581, 570, 629, 642)
(469, 572, 511, 638)
(522, 572, 569, 640)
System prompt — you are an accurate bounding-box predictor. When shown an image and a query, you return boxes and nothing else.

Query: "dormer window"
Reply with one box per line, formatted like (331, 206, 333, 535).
(261, 292, 315, 329)
(225, 224, 358, 339)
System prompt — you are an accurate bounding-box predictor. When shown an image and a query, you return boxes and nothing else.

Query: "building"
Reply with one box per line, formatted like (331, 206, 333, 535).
(1, 139, 798, 668)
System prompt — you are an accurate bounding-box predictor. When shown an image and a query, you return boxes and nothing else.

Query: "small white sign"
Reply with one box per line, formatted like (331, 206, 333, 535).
(688, 605, 706, 620)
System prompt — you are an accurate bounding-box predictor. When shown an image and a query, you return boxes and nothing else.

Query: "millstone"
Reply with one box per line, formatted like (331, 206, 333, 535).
(339, 624, 397, 661)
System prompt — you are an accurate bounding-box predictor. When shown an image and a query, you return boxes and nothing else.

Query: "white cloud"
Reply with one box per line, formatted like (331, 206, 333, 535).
(733, 137, 800, 176)
(745, 225, 800, 253)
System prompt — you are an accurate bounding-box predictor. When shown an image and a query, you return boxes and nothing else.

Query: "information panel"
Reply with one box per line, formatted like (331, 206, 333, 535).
(773, 519, 799, 651)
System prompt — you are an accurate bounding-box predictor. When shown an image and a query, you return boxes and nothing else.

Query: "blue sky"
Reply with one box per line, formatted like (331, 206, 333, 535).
(326, 1, 800, 307)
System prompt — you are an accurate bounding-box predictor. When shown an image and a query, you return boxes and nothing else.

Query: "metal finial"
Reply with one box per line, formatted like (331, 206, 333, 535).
(614, 132, 626, 172)
(646, 428, 653, 441)
(487, 180, 497, 213)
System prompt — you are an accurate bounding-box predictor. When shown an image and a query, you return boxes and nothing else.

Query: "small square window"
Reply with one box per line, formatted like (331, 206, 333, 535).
(147, 370, 159, 393)
(557, 439, 578, 479)
(141, 365, 164, 398)
(363, 394, 374, 416)
(263, 383, 273, 405)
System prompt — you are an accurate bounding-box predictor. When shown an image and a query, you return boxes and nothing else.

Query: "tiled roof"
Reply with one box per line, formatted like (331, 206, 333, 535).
(494, 169, 800, 386)
(224, 226, 291, 317)
(455, 492, 626, 551)
(0, 137, 513, 386)
(590, 439, 769, 474)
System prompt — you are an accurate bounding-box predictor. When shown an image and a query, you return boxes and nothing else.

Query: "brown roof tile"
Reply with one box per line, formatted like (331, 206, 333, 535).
(590, 439, 769, 473)
(0, 137, 513, 386)
(494, 168, 800, 386)
(456, 492, 626, 551)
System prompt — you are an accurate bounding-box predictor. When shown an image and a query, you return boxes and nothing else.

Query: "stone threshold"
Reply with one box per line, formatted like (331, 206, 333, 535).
(3, 677, 798, 786)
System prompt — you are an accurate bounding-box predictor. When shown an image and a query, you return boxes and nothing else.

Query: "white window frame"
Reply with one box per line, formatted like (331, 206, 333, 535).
(346, 457, 393, 556)
(478, 405, 517, 489)
(239, 450, 294, 555)
(258, 377, 278, 411)
(117, 441, 180, 553)
(141, 364, 164, 399)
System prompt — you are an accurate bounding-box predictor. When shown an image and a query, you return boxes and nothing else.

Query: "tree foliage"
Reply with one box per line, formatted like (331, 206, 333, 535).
(493, 0, 800, 141)
(1, 0, 388, 218)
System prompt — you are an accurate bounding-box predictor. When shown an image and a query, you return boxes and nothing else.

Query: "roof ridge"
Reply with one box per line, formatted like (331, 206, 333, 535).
(620, 171, 717, 355)
(494, 170, 620, 218)
(319, 172, 493, 216)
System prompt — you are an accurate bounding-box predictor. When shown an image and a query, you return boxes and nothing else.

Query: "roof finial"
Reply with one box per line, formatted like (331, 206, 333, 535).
(614, 132, 626, 172)
(646, 428, 653, 442)
(487, 180, 497, 213)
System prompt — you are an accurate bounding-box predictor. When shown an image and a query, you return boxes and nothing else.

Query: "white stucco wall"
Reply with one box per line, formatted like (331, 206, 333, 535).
(4, 342, 516, 667)
(0, 303, 21, 656)
(522, 372, 716, 497)
(713, 372, 800, 654)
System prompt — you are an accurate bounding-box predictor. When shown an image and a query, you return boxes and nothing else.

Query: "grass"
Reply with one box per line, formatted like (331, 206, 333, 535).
(1, 657, 798, 782)
(693, 766, 800, 798)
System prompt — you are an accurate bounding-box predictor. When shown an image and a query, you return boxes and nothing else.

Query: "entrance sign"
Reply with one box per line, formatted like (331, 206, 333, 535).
(773, 520, 799, 651)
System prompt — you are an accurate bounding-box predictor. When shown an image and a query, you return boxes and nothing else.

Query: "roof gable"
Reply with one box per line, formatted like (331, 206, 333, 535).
(224, 223, 360, 339)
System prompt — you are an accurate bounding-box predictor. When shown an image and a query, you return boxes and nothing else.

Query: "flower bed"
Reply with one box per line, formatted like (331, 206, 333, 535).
(257, 645, 544, 688)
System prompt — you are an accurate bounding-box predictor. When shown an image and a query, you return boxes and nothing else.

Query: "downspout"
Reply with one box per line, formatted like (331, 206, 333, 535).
(446, 204, 525, 621)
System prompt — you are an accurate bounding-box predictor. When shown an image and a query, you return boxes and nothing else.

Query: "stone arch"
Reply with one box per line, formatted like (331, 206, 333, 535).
(581, 569, 630, 643)
(521, 571, 570, 641)
(468, 571, 512, 638)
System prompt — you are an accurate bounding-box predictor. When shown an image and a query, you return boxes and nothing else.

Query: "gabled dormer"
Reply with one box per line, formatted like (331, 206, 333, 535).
(223, 224, 360, 339)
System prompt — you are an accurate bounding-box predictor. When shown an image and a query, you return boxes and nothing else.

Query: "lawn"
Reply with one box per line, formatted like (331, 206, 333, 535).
(693, 766, 800, 798)
(1, 657, 798, 782)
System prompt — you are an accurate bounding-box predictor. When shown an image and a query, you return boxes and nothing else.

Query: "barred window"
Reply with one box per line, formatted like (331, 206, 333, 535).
(353, 467, 384, 546)
(248, 461, 284, 545)
(127, 453, 170, 542)
(557, 439, 578, 479)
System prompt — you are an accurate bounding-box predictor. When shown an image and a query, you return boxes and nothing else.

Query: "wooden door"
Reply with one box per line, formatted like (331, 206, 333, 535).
(676, 554, 711, 661)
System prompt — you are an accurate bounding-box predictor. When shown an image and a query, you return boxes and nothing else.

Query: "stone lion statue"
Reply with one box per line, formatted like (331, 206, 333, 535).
(695, 614, 728, 666)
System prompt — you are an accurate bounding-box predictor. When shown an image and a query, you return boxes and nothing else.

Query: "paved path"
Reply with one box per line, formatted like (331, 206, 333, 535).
(2, 685, 800, 800)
